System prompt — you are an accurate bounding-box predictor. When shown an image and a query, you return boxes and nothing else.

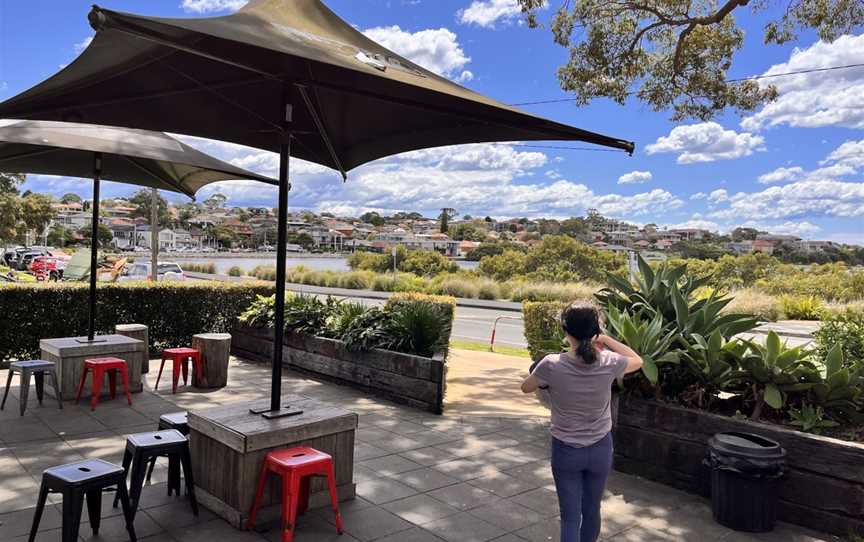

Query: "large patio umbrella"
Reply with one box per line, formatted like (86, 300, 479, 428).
(0, 0, 635, 417)
(0, 119, 275, 342)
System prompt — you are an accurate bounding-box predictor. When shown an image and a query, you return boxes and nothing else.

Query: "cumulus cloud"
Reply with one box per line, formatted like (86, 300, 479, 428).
(617, 170, 652, 185)
(73, 36, 93, 54)
(758, 166, 804, 184)
(742, 35, 864, 131)
(458, 0, 523, 28)
(362, 26, 471, 80)
(740, 221, 821, 237)
(708, 189, 729, 203)
(180, 0, 247, 14)
(690, 192, 707, 200)
(709, 179, 864, 221)
(821, 139, 864, 169)
(645, 122, 765, 164)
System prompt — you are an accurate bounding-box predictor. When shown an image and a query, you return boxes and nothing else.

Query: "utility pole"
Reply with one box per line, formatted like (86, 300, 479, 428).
(150, 188, 158, 282)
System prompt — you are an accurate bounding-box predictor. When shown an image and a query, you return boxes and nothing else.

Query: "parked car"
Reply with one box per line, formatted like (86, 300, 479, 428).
(29, 256, 66, 281)
(119, 261, 187, 281)
(15, 249, 52, 271)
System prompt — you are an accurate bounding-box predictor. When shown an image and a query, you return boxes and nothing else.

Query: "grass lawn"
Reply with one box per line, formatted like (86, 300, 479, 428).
(450, 339, 531, 359)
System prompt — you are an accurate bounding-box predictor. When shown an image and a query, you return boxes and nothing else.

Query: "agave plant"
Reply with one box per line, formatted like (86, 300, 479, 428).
(605, 305, 680, 386)
(671, 286, 759, 341)
(342, 307, 390, 352)
(740, 331, 818, 420)
(283, 294, 339, 335)
(788, 404, 840, 435)
(324, 301, 369, 338)
(679, 331, 748, 409)
(809, 344, 863, 421)
(381, 301, 451, 358)
(238, 294, 277, 328)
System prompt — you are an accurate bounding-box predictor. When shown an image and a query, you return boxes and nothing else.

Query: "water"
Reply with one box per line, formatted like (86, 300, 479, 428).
(172, 256, 478, 274)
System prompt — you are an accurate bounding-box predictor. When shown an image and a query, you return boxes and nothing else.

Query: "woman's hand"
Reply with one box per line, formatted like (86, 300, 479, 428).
(591, 334, 612, 352)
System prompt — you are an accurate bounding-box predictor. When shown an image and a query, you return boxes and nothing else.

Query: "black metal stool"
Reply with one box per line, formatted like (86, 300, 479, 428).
(29, 458, 136, 542)
(2, 360, 62, 416)
(113, 429, 198, 519)
(145, 412, 189, 486)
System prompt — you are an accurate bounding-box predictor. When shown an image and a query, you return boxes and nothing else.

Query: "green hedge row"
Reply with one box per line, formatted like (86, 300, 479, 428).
(0, 281, 274, 364)
(523, 301, 568, 362)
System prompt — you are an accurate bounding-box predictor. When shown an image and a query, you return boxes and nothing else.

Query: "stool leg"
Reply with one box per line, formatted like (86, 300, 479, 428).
(167, 455, 180, 496)
(179, 446, 198, 515)
(86, 489, 102, 535)
(326, 463, 343, 534)
(108, 369, 117, 400)
(27, 478, 49, 542)
(1, 368, 13, 411)
(120, 365, 132, 406)
(128, 453, 148, 515)
(298, 476, 310, 514)
(181, 357, 189, 386)
(246, 463, 269, 530)
(113, 449, 133, 509)
(75, 367, 89, 404)
(283, 472, 300, 542)
(18, 369, 31, 417)
(62, 489, 85, 542)
(155, 357, 166, 391)
(34, 371, 44, 405)
(49, 369, 63, 409)
(145, 456, 158, 485)
(194, 352, 205, 387)
(90, 367, 103, 411)
(172, 358, 181, 394)
(115, 480, 138, 542)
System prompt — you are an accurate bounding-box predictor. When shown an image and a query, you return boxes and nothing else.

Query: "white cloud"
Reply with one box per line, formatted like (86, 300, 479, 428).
(362, 26, 471, 80)
(663, 218, 721, 232)
(742, 35, 864, 131)
(709, 179, 864, 221)
(456, 70, 474, 83)
(708, 189, 729, 203)
(617, 170, 652, 185)
(458, 0, 522, 28)
(821, 139, 864, 169)
(690, 192, 707, 200)
(180, 0, 247, 14)
(73, 36, 93, 54)
(758, 166, 804, 184)
(645, 122, 765, 164)
(740, 221, 822, 238)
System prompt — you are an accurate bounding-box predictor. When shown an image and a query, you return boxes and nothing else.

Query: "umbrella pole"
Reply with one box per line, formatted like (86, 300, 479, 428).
(87, 152, 102, 342)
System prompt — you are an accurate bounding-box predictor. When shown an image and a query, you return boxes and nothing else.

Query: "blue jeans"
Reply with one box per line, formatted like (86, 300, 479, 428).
(551, 433, 614, 542)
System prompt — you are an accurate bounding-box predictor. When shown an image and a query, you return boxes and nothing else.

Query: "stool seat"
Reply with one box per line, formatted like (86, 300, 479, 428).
(156, 348, 203, 394)
(85, 357, 126, 368)
(127, 429, 187, 449)
(159, 412, 189, 431)
(2, 359, 62, 416)
(163, 347, 198, 356)
(10, 359, 55, 370)
(45, 459, 124, 485)
(267, 447, 333, 469)
(76, 357, 132, 411)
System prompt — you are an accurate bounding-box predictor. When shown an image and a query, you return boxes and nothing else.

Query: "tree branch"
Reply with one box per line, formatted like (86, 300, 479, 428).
(673, 0, 751, 73)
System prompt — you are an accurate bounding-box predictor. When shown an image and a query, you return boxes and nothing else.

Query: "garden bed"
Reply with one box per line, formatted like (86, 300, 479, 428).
(231, 324, 446, 413)
(614, 397, 864, 537)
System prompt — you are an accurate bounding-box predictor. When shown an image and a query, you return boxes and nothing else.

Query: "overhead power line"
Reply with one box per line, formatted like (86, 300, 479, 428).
(510, 62, 864, 106)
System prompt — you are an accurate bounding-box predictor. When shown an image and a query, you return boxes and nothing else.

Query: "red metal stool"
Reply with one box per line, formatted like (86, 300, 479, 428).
(75, 357, 133, 411)
(247, 447, 343, 542)
(155, 348, 202, 394)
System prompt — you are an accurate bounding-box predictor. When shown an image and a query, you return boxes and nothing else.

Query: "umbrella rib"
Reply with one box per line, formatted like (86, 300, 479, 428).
(297, 85, 346, 180)
(120, 155, 195, 198)
(0, 147, 62, 165)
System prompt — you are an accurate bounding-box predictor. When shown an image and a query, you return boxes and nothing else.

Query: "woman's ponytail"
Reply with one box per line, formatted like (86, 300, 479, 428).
(576, 339, 597, 364)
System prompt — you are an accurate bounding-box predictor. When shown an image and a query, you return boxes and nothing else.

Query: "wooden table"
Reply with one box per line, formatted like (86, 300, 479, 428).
(188, 396, 357, 528)
(40, 335, 146, 400)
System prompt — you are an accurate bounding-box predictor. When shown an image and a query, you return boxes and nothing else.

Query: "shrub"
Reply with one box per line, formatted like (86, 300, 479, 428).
(813, 308, 864, 365)
(183, 262, 217, 274)
(510, 281, 598, 302)
(476, 278, 500, 300)
(398, 250, 458, 276)
(522, 301, 568, 362)
(722, 288, 782, 322)
(479, 250, 527, 281)
(435, 276, 479, 299)
(250, 265, 276, 281)
(779, 294, 824, 320)
(382, 302, 451, 358)
(0, 281, 274, 363)
(338, 271, 375, 290)
(227, 266, 244, 277)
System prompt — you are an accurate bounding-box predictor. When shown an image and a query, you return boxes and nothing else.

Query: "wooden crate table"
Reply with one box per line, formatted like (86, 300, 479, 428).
(188, 396, 358, 529)
(40, 334, 146, 400)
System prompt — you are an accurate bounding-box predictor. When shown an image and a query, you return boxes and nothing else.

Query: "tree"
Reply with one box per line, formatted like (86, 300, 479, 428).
(288, 232, 315, 250)
(203, 193, 228, 210)
(60, 193, 83, 204)
(399, 250, 458, 276)
(47, 225, 76, 248)
(523, 235, 623, 282)
(448, 223, 486, 242)
(479, 250, 528, 281)
(360, 211, 385, 227)
(731, 227, 760, 242)
(20, 193, 56, 240)
(559, 217, 590, 239)
(0, 172, 25, 194)
(517, 0, 861, 120)
(0, 193, 21, 245)
(211, 224, 236, 248)
(439, 208, 455, 234)
(129, 189, 170, 225)
(76, 223, 113, 248)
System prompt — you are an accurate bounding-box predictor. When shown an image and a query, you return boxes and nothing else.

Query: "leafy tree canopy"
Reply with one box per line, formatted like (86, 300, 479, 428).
(129, 189, 170, 225)
(518, 0, 863, 120)
(0, 172, 25, 195)
(60, 193, 83, 204)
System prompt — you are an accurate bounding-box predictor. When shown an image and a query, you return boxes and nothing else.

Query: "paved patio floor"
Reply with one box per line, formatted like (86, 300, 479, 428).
(0, 353, 839, 542)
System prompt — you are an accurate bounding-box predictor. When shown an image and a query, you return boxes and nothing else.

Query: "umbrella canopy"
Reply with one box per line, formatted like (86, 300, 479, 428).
(0, 120, 275, 196)
(0, 0, 633, 175)
(0, 0, 634, 416)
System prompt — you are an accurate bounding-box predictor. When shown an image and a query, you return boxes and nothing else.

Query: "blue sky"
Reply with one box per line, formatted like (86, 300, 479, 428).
(1, 0, 862, 244)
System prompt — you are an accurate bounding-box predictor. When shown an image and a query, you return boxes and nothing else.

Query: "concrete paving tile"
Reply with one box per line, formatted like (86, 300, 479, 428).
(468, 471, 542, 498)
(432, 458, 499, 482)
(508, 488, 559, 517)
(514, 518, 561, 542)
(394, 467, 460, 492)
(78, 509, 163, 541)
(144, 502, 217, 532)
(355, 477, 418, 505)
(338, 505, 414, 541)
(4, 529, 65, 542)
(382, 494, 461, 525)
(260, 516, 360, 542)
(603, 524, 677, 541)
(0, 504, 62, 540)
(359, 454, 423, 476)
(427, 482, 500, 512)
(172, 518, 264, 542)
(421, 511, 506, 542)
(504, 460, 554, 487)
(375, 526, 448, 542)
(489, 535, 529, 542)
(353, 442, 390, 461)
(468, 499, 544, 532)
(397, 447, 459, 467)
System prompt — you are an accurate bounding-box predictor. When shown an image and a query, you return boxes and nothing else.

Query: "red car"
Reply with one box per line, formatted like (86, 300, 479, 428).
(29, 256, 66, 282)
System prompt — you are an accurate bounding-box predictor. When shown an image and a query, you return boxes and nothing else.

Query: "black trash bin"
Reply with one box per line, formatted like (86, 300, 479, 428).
(705, 432, 786, 533)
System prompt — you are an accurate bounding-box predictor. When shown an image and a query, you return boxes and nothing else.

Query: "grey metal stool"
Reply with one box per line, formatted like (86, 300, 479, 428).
(1, 360, 62, 416)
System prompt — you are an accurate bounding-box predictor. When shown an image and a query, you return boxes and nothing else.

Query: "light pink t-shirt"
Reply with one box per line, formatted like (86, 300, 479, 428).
(532, 350, 628, 447)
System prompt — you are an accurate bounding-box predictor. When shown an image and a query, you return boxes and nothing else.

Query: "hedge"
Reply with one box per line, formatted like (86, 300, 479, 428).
(0, 281, 274, 364)
(522, 301, 568, 362)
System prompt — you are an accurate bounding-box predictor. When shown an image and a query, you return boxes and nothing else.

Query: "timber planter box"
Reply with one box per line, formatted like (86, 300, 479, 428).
(614, 397, 864, 537)
(231, 324, 447, 414)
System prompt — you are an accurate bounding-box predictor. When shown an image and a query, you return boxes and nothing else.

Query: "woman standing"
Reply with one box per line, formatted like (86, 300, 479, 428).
(521, 302, 643, 542)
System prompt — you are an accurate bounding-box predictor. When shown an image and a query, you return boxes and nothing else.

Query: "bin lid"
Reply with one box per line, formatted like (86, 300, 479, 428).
(709, 432, 785, 460)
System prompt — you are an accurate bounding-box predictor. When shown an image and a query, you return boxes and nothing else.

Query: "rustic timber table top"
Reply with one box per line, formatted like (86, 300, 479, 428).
(187, 396, 358, 453)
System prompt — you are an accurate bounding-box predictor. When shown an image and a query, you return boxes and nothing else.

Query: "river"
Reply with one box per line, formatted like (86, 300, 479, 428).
(171, 255, 479, 274)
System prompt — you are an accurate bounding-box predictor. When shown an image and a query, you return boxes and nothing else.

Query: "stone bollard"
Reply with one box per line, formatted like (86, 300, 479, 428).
(115, 324, 149, 373)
